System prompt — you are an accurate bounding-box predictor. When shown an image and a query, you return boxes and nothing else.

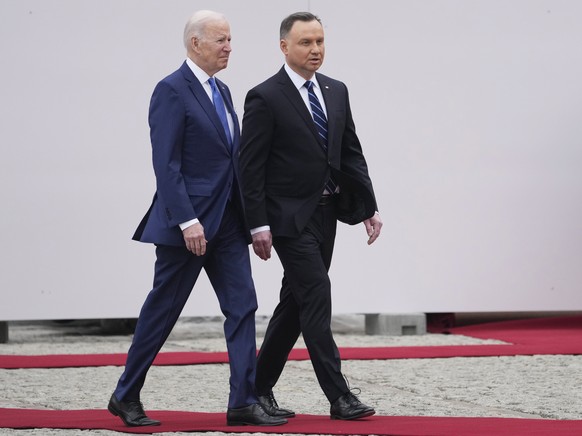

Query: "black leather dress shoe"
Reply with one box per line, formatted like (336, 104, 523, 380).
(258, 392, 296, 418)
(226, 403, 288, 426)
(330, 392, 375, 420)
(107, 394, 161, 427)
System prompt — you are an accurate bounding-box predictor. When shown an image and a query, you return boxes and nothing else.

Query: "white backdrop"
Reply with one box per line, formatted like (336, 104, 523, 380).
(1, 0, 581, 321)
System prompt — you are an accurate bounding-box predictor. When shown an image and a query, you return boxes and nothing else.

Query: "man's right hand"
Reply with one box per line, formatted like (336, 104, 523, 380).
(183, 222, 207, 256)
(252, 230, 272, 260)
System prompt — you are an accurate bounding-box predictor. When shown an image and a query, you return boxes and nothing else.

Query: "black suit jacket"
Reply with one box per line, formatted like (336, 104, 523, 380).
(240, 66, 378, 238)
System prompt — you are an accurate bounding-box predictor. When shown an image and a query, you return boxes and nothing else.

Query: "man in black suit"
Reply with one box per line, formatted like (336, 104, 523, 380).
(240, 12, 383, 420)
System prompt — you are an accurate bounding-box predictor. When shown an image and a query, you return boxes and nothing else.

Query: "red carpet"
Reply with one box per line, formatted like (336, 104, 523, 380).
(1, 316, 581, 369)
(2, 316, 581, 434)
(1, 408, 582, 435)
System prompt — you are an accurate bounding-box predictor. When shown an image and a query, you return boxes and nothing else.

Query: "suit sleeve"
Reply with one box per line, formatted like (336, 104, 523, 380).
(239, 88, 274, 228)
(149, 80, 197, 227)
(338, 84, 379, 213)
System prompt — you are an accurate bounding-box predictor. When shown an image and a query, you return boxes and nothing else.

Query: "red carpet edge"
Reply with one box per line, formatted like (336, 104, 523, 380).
(1, 316, 581, 369)
(1, 408, 582, 436)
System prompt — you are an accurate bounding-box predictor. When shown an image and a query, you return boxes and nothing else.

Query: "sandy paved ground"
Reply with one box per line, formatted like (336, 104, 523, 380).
(1, 315, 581, 435)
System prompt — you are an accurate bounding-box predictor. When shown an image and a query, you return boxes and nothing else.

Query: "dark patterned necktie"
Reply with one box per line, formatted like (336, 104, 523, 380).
(305, 80, 337, 194)
(208, 77, 232, 146)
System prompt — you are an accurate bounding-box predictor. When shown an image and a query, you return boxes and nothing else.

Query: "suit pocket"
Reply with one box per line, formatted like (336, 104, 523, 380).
(185, 181, 213, 197)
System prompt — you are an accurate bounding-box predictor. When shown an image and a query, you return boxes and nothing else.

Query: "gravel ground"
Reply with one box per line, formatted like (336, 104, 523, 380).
(1, 315, 581, 436)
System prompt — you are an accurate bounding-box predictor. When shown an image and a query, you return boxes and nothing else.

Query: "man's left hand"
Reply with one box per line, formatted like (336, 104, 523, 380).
(363, 212, 383, 245)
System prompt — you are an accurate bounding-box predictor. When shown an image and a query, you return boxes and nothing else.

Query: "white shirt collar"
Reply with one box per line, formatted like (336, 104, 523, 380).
(284, 63, 321, 92)
(186, 57, 212, 85)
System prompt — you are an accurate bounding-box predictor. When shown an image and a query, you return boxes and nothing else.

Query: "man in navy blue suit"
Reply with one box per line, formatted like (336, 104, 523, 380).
(107, 10, 286, 428)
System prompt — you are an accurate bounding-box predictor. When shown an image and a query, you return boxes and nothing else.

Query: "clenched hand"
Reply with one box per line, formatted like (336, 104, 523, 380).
(363, 213, 383, 245)
(183, 222, 207, 256)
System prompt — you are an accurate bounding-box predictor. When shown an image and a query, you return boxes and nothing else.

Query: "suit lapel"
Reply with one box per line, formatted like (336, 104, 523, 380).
(316, 73, 340, 154)
(179, 62, 232, 153)
(216, 78, 239, 151)
(276, 68, 322, 147)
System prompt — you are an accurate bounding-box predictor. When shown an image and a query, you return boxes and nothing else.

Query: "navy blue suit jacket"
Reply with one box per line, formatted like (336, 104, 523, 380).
(133, 62, 247, 246)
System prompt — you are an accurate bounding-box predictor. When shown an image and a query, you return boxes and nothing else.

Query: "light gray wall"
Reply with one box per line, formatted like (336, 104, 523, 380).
(1, 0, 581, 320)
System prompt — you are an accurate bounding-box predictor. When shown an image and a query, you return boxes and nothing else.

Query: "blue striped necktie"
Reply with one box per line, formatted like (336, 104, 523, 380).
(305, 80, 337, 194)
(208, 77, 232, 146)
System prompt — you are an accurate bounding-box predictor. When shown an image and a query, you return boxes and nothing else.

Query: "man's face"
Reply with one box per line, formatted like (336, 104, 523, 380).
(280, 19, 325, 80)
(193, 19, 232, 76)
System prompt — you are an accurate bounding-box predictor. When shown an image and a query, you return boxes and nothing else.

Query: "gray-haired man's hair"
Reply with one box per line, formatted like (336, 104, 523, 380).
(183, 10, 227, 49)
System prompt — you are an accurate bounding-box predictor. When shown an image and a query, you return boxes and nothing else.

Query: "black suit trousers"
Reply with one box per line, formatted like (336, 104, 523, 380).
(255, 199, 349, 403)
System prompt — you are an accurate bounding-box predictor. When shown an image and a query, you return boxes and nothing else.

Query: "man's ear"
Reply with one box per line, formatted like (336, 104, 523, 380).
(191, 36, 199, 52)
(280, 39, 288, 55)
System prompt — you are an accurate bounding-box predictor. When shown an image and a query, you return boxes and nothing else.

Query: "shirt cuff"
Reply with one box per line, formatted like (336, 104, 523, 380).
(179, 218, 200, 231)
(250, 225, 270, 235)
